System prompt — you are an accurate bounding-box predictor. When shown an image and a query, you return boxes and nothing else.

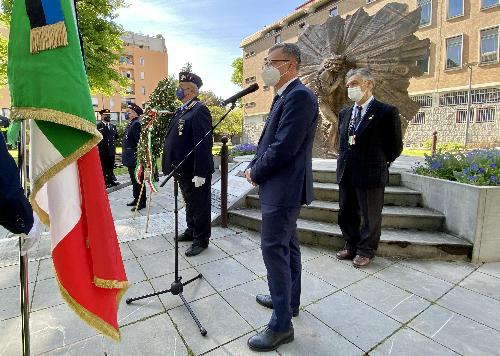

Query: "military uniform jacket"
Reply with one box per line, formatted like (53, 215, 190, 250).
(162, 98, 214, 178)
(97, 121, 117, 157)
(0, 134, 33, 234)
(122, 117, 141, 167)
(336, 98, 403, 188)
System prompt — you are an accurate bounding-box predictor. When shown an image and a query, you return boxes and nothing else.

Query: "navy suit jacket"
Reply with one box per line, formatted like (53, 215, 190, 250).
(162, 99, 214, 178)
(248, 79, 319, 208)
(121, 117, 141, 167)
(336, 98, 403, 188)
(0, 134, 33, 234)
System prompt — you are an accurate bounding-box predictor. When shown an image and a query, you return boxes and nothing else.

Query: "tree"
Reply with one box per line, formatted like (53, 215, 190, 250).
(231, 57, 243, 87)
(146, 75, 180, 112)
(0, 0, 128, 96)
(180, 62, 193, 73)
(208, 105, 243, 139)
(199, 90, 222, 106)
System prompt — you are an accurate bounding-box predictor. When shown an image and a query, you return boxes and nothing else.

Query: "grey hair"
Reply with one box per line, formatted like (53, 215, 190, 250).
(345, 68, 376, 87)
(185, 81, 199, 96)
(269, 43, 301, 70)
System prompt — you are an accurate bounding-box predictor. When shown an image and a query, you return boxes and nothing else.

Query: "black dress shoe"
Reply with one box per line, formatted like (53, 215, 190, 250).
(247, 326, 294, 352)
(131, 204, 146, 211)
(185, 245, 206, 257)
(126, 201, 137, 207)
(256, 294, 300, 317)
(176, 232, 194, 242)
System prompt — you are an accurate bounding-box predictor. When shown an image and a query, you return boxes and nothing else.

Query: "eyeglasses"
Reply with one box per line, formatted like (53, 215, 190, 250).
(262, 59, 290, 70)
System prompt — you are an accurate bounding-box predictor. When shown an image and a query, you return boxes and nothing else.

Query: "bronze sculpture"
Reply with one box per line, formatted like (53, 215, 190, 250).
(296, 3, 430, 156)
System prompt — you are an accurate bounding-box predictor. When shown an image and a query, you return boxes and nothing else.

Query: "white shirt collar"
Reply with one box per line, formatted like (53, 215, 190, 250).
(276, 77, 298, 96)
(355, 95, 374, 111)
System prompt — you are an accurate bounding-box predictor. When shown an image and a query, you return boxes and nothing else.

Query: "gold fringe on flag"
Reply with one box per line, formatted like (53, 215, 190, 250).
(55, 274, 128, 341)
(30, 21, 68, 54)
(94, 277, 130, 290)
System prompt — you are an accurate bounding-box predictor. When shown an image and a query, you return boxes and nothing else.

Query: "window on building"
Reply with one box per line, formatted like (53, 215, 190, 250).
(124, 71, 132, 79)
(245, 76, 256, 84)
(244, 51, 256, 59)
(139, 57, 145, 65)
(366, 0, 377, 4)
(244, 102, 256, 108)
(140, 71, 145, 80)
(411, 112, 425, 124)
(299, 22, 306, 29)
(456, 109, 474, 123)
(416, 56, 430, 74)
(411, 95, 433, 107)
(91, 97, 98, 107)
(263, 86, 270, 91)
(330, 6, 339, 16)
(480, 27, 499, 64)
(476, 107, 496, 123)
(446, 35, 463, 69)
(472, 88, 500, 103)
(275, 34, 281, 44)
(448, 0, 463, 18)
(482, 0, 499, 9)
(109, 99, 115, 109)
(141, 86, 146, 95)
(126, 86, 134, 94)
(440, 91, 468, 106)
(418, 0, 432, 26)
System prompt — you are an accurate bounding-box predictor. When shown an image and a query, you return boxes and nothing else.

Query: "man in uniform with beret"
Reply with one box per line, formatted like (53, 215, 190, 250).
(97, 109, 118, 188)
(122, 103, 147, 211)
(163, 72, 214, 257)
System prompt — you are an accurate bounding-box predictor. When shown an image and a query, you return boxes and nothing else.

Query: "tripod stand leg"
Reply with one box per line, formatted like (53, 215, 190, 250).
(179, 293, 207, 336)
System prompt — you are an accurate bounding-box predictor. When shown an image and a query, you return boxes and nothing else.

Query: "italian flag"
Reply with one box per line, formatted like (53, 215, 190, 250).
(8, 0, 128, 340)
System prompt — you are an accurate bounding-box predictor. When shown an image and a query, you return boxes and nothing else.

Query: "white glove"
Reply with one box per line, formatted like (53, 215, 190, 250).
(20, 213, 42, 256)
(192, 176, 206, 188)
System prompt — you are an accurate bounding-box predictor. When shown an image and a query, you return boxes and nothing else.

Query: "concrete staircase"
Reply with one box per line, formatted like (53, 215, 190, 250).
(228, 167, 472, 261)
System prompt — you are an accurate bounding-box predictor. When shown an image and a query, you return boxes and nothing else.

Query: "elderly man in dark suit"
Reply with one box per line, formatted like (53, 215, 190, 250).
(0, 133, 33, 234)
(336, 68, 403, 268)
(244, 43, 319, 351)
(122, 103, 146, 211)
(163, 72, 214, 257)
(97, 109, 118, 188)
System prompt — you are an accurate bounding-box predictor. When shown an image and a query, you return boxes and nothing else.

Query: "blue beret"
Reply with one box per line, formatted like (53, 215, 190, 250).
(179, 71, 203, 89)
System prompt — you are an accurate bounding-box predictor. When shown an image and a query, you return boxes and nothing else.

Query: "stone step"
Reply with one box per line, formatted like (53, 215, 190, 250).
(228, 208, 471, 261)
(246, 195, 444, 231)
(313, 183, 422, 207)
(313, 169, 401, 186)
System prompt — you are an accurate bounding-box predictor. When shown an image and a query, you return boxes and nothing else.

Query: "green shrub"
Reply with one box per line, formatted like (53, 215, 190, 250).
(422, 139, 463, 152)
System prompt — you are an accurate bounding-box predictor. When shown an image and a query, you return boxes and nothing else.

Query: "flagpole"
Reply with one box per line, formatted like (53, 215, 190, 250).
(18, 119, 31, 356)
(133, 180, 146, 219)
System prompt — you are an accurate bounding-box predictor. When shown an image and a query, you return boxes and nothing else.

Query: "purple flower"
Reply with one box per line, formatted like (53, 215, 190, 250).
(479, 168, 486, 174)
(471, 163, 479, 172)
(491, 163, 497, 169)
(463, 168, 469, 174)
(431, 161, 442, 170)
(491, 175, 497, 182)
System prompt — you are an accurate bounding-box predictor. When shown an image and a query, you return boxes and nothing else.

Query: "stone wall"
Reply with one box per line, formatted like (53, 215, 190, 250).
(405, 103, 500, 148)
(243, 114, 266, 144)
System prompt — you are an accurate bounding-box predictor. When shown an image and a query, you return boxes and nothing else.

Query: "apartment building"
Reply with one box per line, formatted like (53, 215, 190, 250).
(241, 0, 500, 147)
(0, 31, 168, 124)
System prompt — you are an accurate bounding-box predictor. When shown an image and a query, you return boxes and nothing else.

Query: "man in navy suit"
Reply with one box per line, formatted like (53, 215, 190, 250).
(0, 133, 33, 234)
(163, 72, 214, 257)
(336, 68, 403, 268)
(97, 109, 118, 188)
(122, 103, 146, 211)
(245, 43, 319, 351)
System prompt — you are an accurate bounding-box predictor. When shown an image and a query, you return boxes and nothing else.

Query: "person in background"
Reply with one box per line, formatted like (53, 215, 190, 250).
(97, 109, 118, 188)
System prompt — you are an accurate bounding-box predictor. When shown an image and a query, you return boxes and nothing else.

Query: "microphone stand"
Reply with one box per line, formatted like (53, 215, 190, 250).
(125, 102, 237, 336)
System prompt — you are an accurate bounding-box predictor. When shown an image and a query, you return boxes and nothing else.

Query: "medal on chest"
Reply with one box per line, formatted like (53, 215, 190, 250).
(178, 118, 185, 136)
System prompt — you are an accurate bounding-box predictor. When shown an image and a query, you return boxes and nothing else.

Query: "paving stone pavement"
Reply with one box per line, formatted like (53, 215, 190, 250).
(2, 164, 500, 355)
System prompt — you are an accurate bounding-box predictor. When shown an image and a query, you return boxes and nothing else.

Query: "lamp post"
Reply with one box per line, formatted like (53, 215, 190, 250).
(464, 62, 477, 149)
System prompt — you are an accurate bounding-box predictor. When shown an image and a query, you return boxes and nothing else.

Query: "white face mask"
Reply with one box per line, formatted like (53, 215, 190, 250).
(261, 62, 289, 87)
(347, 86, 364, 102)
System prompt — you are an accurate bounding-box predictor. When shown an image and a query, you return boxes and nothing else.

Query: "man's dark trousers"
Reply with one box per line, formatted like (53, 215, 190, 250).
(128, 166, 146, 207)
(178, 174, 212, 248)
(338, 164, 385, 258)
(261, 203, 301, 332)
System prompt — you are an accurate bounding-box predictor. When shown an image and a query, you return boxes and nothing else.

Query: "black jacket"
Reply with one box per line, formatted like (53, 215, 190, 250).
(97, 121, 117, 157)
(122, 117, 141, 168)
(0, 134, 33, 234)
(336, 98, 403, 188)
(162, 99, 214, 178)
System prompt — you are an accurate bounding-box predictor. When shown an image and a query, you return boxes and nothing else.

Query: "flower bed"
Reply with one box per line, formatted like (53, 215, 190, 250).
(230, 143, 257, 157)
(414, 149, 500, 186)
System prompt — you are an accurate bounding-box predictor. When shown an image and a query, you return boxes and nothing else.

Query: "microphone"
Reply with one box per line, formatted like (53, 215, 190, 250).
(221, 83, 259, 106)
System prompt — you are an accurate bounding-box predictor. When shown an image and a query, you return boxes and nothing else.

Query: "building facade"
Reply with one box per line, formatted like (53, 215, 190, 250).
(241, 0, 500, 147)
(0, 31, 168, 125)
